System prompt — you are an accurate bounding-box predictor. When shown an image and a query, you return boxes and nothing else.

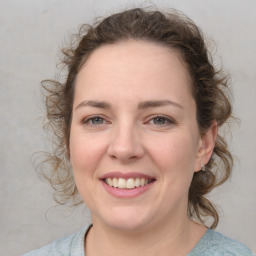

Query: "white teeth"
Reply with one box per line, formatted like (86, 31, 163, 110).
(126, 178, 135, 188)
(113, 178, 118, 188)
(105, 177, 152, 189)
(106, 178, 112, 186)
(118, 178, 126, 188)
(135, 177, 141, 187)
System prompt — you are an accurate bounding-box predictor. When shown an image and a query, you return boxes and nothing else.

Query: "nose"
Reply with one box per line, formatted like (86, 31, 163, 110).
(107, 122, 145, 162)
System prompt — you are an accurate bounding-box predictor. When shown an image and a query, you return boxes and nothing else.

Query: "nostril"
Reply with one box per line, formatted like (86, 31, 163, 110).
(107, 145, 143, 161)
(107, 129, 145, 161)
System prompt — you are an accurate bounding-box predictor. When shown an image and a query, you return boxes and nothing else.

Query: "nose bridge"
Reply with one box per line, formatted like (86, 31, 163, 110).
(107, 119, 144, 160)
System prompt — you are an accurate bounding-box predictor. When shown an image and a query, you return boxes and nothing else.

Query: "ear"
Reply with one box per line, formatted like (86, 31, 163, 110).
(194, 121, 217, 172)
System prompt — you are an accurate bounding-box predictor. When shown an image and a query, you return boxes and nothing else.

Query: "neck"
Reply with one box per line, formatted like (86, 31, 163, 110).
(85, 216, 206, 256)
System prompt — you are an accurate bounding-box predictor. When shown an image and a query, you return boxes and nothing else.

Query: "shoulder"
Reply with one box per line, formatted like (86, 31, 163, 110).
(21, 224, 91, 256)
(189, 229, 254, 256)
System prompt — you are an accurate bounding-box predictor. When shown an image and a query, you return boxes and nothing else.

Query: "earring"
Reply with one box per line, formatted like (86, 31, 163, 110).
(201, 164, 206, 172)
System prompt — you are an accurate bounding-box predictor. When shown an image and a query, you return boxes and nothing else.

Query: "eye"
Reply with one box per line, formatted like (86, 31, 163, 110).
(82, 116, 107, 126)
(148, 115, 175, 126)
(90, 117, 104, 125)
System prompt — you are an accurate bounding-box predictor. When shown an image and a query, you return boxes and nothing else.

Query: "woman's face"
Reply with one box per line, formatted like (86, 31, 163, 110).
(70, 40, 210, 231)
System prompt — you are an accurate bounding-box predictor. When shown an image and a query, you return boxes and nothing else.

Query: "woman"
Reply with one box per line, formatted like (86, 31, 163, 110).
(23, 7, 253, 255)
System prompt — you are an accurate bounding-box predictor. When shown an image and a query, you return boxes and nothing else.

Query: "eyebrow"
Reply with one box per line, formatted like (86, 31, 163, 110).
(138, 100, 183, 110)
(75, 99, 183, 110)
(75, 100, 111, 110)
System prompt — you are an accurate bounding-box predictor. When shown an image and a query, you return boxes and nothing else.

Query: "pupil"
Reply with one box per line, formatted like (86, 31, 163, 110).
(154, 117, 165, 124)
(92, 118, 103, 124)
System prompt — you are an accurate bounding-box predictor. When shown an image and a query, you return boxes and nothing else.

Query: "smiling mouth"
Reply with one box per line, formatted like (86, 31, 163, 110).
(103, 177, 155, 189)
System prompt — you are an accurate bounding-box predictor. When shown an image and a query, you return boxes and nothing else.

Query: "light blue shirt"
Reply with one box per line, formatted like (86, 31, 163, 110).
(22, 224, 253, 256)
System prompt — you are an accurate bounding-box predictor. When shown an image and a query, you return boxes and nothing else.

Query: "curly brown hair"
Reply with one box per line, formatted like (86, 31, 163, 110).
(41, 7, 233, 228)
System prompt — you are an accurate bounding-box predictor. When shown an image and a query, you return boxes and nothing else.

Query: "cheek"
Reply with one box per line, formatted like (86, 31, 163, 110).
(69, 130, 106, 176)
(146, 132, 198, 174)
(69, 131, 108, 203)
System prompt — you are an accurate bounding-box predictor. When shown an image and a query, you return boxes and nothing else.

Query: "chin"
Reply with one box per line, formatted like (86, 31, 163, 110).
(93, 206, 155, 232)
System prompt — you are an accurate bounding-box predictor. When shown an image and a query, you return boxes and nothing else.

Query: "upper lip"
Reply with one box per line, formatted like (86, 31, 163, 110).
(99, 172, 155, 180)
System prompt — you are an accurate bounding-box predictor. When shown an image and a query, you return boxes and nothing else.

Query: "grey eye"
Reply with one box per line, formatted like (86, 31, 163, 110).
(152, 117, 168, 125)
(90, 117, 104, 125)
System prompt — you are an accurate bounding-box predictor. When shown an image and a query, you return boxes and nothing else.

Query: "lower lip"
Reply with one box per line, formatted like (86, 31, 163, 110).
(101, 180, 154, 198)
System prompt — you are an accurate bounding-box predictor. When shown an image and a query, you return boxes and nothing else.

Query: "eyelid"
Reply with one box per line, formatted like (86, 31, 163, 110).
(146, 114, 176, 125)
(80, 114, 176, 127)
(81, 115, 109, 125)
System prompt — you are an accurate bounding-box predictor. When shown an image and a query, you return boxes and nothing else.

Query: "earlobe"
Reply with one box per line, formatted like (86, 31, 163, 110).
(195, 122, 217, 172)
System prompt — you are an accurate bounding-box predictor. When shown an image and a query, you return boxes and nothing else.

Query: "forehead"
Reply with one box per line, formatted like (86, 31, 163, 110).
(75, 40, 193, 106)
(80, 40, 190, 78)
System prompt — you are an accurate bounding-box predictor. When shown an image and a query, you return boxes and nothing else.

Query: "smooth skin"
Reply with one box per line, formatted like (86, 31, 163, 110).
(69, 40, 217, 256)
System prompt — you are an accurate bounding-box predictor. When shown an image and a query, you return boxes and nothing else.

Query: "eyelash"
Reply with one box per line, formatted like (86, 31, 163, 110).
(81, 115, 107, 126)
(81, 115, 175, 127)
(147, 115, 175, 126)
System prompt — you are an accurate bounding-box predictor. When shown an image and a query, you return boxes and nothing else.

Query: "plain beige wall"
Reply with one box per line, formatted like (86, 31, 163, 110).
(1, 0, 255, 255)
